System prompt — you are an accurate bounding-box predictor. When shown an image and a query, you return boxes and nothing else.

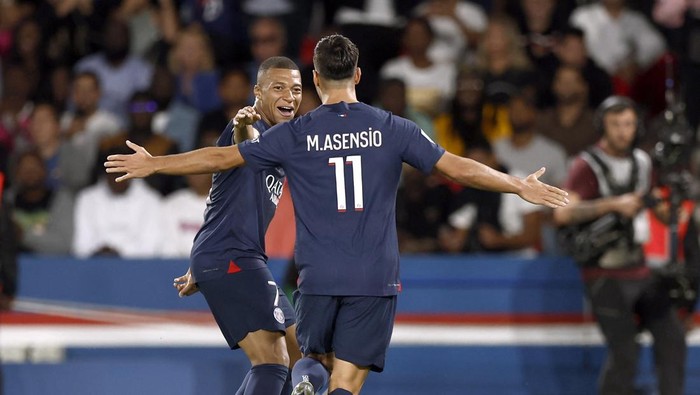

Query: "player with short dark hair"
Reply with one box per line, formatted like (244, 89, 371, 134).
(105, 35, 568, 395)
(172, 56, 303, 395)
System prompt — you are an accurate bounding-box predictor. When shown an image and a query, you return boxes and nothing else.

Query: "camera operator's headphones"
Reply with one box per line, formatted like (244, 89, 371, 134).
(593, 95, 643, 145)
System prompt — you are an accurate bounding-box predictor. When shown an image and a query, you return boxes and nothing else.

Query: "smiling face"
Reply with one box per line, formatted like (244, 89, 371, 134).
(254, 68, 302, 126)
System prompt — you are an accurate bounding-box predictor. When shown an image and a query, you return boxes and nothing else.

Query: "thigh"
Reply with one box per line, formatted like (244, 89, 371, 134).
(198, 267, 288, 349)
(333, 296, 397, 373)
(294, 292, 338, 356)
(585, 277, 641, 344)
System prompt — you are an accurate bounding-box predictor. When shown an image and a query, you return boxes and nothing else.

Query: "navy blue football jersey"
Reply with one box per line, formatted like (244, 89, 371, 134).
(239, 102, 445, 296)
(190, 120, 285, 282)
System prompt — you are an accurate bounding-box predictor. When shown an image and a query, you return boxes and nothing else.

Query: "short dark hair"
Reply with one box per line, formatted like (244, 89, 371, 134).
(257, 56, 299, 82)
(313, 34, 359, 81)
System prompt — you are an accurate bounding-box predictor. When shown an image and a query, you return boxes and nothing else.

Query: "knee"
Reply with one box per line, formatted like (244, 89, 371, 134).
(251, 348, 289, 367)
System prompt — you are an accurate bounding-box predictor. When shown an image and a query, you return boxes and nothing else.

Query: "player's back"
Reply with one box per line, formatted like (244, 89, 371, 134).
(242, 102, 443, 296)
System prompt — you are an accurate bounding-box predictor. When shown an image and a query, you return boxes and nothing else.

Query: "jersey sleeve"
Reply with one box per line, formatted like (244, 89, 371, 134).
(238, 122, 291, 171)
(395, 116, 445, 174)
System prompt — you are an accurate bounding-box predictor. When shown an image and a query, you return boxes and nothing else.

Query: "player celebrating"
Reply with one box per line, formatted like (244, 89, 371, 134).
(172, 56, 303, 395)
(106, 35, 568, 395)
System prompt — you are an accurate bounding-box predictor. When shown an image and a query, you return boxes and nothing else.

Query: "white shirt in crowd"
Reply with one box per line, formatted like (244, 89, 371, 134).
(159, 189, 208, 258)
(570, 3, 666, 74)
(415, 1, 487, 64)
(72, 179, 162, 258)
(380, 57, 456, 116)
(493, 135, 568, 187)
(60, 110, 122, 145)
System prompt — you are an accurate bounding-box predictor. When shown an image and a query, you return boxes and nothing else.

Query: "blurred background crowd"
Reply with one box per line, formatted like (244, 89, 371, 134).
(1, 0, 699, 260)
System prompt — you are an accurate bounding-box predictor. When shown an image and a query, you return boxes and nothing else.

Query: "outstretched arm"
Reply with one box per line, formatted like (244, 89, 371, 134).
(433, 152, 569, 209)
(104, 140, 245, 182)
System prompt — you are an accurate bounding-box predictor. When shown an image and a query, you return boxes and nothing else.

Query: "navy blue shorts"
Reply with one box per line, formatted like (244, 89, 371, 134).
(293, 292, 397, 372)
(197, 264, 295, 350)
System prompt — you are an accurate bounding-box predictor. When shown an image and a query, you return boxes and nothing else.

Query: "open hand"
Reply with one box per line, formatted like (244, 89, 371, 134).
(104, 140, 154, 182)
(518, 168, 569, 208)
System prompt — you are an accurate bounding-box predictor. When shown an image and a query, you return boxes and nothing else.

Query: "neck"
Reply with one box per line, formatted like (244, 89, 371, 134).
(319, 84, 358, 105)
(254, 102, 273, 126)
(489, 57, 510, 75)
(599, 142, 630, 158)
(556, 102, 585, 127)
(604, 5, 624, 18)
(39, 141, 60, 159)
(21, 187, 49, 204)
(510, 129, 535, 147)
(409, 52, 432, 68)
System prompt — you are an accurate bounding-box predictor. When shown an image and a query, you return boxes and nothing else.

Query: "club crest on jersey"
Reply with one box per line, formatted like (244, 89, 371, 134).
(273, 307, 285, 324)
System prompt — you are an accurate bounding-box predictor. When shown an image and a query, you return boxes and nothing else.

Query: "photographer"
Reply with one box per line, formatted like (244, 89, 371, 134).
(554, 96, 686, 395)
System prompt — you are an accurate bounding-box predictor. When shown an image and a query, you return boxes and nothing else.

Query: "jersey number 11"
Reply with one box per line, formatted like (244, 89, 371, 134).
(328, 155, 364, 212)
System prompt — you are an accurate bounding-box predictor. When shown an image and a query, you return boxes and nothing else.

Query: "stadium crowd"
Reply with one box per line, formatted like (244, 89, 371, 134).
(1, 0, 699, 258)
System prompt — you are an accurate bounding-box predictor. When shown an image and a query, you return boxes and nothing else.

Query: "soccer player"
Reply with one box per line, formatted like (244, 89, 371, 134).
(172, 56, 303, 395)
(106, 35, 569, 395)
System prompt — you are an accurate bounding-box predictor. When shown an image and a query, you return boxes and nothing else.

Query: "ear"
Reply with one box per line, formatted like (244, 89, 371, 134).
(354, 67, 362, 85)
(312, 70, 320, 87)
(253, 85, 261, 101)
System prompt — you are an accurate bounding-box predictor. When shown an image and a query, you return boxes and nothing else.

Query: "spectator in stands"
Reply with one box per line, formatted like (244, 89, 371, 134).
(493, 87, 567, 187)
(433, 66, 486, 155)
(414, 0, 488, 64)
(113, 0, 179, 63)
(375, 78, 435, 140)
(42, 64, 71, 113)
(652, 0, 700, 131)
(74, 14, 154, 124)
(536, 66, 597, 158)
(327, 0, 412, 102)
(72, 148, 162, 258)
(61, 71, 122, 147)
(439, 141, 542, 255)
(7, 17, 46, 96)
(148, 64, 176, 136)
(198, 68, 252, 138)
(246, 17, 289, 95)
(179, 0, 249, 66)
(100, 91, 181, 196)
(29, 103, 94, 191)
(507, 0, 572, 69)
(169, 24, 221, 115)
(396, 165, 453, 254)
(241, 0, 303, 60)
(165, 24, 221, 151)
(158, 172, 210, 258)
(380, 16, 457, 118)
(570, 0, 666, 89)
(474, 15, 536, 142)
(550, 26, 613, 108)
(0, 64, 35, 163)
(8, 149, 74, 255)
